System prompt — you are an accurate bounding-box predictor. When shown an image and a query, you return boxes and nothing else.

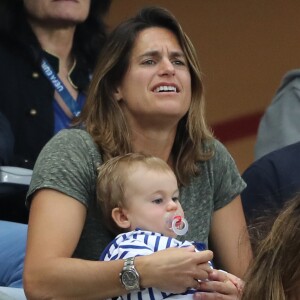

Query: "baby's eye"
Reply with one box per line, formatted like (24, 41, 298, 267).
(172, 197, 179, 202)
(152, 198, 163, 204)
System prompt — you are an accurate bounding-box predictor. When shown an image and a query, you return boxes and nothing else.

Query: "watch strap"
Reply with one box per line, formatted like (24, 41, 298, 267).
(120, 257, 140, 291)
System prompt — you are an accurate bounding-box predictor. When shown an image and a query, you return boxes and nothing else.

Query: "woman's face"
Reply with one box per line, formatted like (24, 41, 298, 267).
(23, 0, 91, 26)
(115, 27, 192, 128)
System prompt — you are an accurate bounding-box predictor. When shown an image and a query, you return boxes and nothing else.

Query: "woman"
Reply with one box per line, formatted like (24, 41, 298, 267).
(0, 0, 111, 168)
(24, 6, 251, 299)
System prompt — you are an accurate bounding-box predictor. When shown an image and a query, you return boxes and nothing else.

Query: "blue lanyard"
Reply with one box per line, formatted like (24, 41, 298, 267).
(40, 58, 81, 116)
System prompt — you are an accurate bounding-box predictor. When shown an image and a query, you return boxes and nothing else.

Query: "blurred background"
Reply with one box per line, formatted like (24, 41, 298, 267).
(105, 0, 300, 173)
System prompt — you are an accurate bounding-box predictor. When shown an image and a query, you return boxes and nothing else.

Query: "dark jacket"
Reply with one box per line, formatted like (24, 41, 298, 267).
(242, 141, 300, 224)
(0, 21, 90, 169)
(0, 112, 14, 165)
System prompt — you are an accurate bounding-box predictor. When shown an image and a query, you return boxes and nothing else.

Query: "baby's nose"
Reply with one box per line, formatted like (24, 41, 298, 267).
(167, 199, 178, 211)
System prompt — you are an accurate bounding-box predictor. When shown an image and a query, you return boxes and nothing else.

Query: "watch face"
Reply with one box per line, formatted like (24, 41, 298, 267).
(122, 270, 138, 288)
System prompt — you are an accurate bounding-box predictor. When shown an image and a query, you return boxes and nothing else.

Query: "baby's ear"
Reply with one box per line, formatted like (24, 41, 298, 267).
(112, 207, 131, 229)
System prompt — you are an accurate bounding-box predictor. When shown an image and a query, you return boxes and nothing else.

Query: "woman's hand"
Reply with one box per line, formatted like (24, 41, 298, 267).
(193, 269, 244, 299)
(136, 246, 214, 293)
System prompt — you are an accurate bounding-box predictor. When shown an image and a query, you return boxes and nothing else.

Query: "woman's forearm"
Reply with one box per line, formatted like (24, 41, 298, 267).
(210, 196, 253, 278)
(24, 258, 126, 300)
(24, 247, 213, 299)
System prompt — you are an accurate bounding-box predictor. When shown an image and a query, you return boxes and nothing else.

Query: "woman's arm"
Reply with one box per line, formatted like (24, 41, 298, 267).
(24, 189, 126, 299)
(191, 196, 251, 299)
(209, 196, 252, 278)
(24, 189, 214, 299)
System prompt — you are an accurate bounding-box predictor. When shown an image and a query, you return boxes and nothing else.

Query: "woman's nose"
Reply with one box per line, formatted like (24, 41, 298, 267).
(158, 58, 175, 76)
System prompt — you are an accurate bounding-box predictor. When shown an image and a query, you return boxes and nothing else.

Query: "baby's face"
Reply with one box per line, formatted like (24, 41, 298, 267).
(123, 166, 184, 238)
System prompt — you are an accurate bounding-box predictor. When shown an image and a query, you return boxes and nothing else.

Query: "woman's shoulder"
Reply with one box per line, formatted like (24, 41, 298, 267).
(28, 129, 102, 206)
(201, 138, 231, 163)
(37, 128, 100, 166)
(197, 138, 244, 190)
(55, 128, 92, 141)
(51, 128, 96, 147)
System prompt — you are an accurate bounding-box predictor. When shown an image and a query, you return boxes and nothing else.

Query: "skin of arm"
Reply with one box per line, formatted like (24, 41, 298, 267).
(209, 196, 252, 278)
(192, 197, 251, 299)
(23, 189, 125, 299)
(23, 189, 214, 299)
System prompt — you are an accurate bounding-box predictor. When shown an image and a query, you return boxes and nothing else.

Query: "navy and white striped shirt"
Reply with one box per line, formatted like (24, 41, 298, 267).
(100, 229, 210, 300)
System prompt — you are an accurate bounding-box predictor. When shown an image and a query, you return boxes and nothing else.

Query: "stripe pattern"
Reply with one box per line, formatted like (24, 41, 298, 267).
(100, 229, 198, 300)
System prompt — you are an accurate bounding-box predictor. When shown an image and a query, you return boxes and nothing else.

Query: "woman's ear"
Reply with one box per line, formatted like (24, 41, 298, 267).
(112, 207, 131, 229)
(114, 87, 123, 102)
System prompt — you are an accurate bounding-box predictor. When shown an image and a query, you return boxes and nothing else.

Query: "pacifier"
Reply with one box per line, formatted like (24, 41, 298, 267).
(166, 213, 189, 236)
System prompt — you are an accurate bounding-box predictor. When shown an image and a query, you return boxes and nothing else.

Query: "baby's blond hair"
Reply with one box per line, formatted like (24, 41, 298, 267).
(97, 153, 175, 234)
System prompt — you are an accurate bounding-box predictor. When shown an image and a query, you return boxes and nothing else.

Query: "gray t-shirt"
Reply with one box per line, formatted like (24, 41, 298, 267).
(27, 129, 246, 261)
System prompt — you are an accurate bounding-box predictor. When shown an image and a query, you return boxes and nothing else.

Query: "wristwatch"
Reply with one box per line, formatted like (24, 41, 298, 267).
(119, 257, 140, 291)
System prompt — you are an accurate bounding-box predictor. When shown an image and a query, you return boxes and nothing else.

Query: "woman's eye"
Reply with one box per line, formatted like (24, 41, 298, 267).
(142, 59, 155, 65)
(172, 60, 185, 66)
(152, 198, 163, 204)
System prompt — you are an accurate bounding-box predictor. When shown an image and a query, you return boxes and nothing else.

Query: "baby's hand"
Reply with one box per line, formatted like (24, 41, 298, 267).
(194, 269, 244, 299)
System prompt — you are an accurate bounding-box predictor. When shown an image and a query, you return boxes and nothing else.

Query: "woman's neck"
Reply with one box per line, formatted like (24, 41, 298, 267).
(29, 21, 79, 99)
(131, 126, 176, 163)
(29, 21, 75, 63)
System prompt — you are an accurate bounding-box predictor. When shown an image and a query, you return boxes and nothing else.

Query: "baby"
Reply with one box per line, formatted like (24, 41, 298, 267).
(97, 153, 213, 299)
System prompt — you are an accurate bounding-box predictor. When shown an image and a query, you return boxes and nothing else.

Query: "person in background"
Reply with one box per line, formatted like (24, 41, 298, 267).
(0, 220, 28, 290)
(24, 6, 251, 299)
(241, 195, 300, 300)
(0, 0, 111, 169)
(0, 112, 14, 166)
(241, 141, 300, 230)
(0, 0, 111, 223)
(98, 153, 215, 299)
(255, 69, 300, 160)
(0, 112, 25, 222)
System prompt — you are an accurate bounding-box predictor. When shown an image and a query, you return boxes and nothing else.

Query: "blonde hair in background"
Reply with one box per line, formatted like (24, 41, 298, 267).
(242, 195, 300, 300)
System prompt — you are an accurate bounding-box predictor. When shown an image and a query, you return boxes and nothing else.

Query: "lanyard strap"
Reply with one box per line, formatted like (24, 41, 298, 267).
(40, 58, 81, 117)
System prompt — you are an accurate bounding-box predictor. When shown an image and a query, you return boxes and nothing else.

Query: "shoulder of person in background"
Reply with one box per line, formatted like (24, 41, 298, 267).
(242, 141, 300, 225)
(275, 69, 300, 96)
(255, 69, 300, 160)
